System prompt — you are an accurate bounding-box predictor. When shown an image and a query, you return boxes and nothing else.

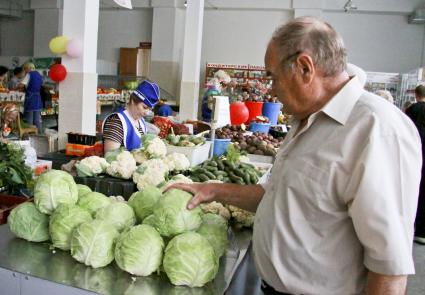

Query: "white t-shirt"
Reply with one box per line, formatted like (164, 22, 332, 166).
(253, 76, 422, 294)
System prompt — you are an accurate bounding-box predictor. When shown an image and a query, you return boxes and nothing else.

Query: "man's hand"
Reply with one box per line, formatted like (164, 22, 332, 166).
(165, 183, 265, 212)
(165, 183, 217, 209)
(365, 271, 407, 295)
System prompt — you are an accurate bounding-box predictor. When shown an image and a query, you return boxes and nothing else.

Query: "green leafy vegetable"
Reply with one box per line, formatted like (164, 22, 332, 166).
(95, 202, 136, 232)
(34, 170, 79, 214)
(197, 213, 228, 257)
(70, 220, 119, 268)
(115, 225, 164, 276)
(163, 232, 219, 287)
(49, 204, 92, 250)
(77, 191, 112, 216)
(128, 186, 162, 222)
(8, 202, 50, 242)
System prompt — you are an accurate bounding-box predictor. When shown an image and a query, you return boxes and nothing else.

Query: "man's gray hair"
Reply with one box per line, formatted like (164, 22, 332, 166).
(271, 16, 347, 77)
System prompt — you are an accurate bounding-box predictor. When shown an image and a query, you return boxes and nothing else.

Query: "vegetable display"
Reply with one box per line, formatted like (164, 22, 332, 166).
(34, 170, 79, 214)
(164, 134, 206, 147)
(70, 220, 119, 268)
(163, 232, 219, 287)
(49, 204, 93, 250)
(188, 158, 262, 184)
(106, 149, 137, 179)
(8, 202, 50, 242)
(75, 156, 110, 177)
(115, 225, 164, 276)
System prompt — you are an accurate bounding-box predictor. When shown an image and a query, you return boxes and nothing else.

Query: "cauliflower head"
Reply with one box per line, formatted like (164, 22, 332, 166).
(76, 156, 110, 177)
(165, 153, 190, 171)
(201, 201, 231, 220)
(106, 151, 137, 179)
(136, 172, 166, 191)
(228, 205, 255, 227)
(131, 148, 149, 164)
(145, 137, 167, 158)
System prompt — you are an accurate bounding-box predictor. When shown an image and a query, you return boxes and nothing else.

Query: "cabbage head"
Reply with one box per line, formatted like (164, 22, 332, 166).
(163, 232, 218, 287)
(197, 213, 228, 257)
(128, 186, 162, 222)
(147, 189, 202, 237)
(77, 192, 112, 216)
(49, 204, 92, 250)
(70, 220, 119, 268)
(77, 184, 92, 198)
(115, 225, 164, 276)
(95, 202, 136, 231)
(34, 170, 78, 214)
(8, 202, 50, 242)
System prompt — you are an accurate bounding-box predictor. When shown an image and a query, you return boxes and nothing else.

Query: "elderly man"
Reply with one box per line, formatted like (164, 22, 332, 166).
(170, 17, 421, 295)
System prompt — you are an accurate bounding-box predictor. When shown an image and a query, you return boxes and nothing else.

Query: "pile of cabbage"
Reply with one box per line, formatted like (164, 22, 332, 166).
(8, 169, 229, 288)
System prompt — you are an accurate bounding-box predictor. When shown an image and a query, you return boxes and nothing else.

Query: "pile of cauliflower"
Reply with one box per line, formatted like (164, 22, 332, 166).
(132, 134, 167, 164)
(106, 150, 137, 179)
(75, 156, 110, 177)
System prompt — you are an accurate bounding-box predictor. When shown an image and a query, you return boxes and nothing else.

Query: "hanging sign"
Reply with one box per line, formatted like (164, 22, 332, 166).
(113, 0, 132, 9)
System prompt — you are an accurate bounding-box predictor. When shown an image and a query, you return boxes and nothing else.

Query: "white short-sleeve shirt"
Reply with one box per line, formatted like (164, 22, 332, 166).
(253, 76, 422, 295)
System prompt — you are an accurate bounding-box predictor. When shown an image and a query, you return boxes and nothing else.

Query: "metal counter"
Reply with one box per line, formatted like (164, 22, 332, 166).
(0, 225, 262, 295)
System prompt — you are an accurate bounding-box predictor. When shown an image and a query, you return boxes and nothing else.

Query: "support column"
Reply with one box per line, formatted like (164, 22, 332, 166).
(179, 0, 204, 121)
(58, 0, 99, 148)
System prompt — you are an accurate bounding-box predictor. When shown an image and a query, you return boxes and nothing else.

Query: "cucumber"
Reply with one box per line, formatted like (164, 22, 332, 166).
(198, 174, 210, 182)
(190, 176, 200, 182)
(203, 170, 217, 180)
(242, 171, 252, 184)
(214, 170, 228, 177)
(223, 160, 236, 170)
(234, 169, 246, 178)
(216, 159, 225, 170)
(204, 165, 219, 172)
(228, 171, 244, 184)
(207, 160, 218, 167)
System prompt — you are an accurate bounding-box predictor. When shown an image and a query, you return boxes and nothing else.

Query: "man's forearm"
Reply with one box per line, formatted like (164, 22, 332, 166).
(365, 271, 407, 295)
(215, 184, 265, 212)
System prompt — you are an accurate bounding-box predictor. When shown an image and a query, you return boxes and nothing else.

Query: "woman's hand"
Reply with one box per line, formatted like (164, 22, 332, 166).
(165, 183, 218, 209)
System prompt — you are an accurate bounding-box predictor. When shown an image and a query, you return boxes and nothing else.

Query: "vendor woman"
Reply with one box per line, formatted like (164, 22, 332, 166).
(201, 70, 231, 122)
(103, 80, 160, 153)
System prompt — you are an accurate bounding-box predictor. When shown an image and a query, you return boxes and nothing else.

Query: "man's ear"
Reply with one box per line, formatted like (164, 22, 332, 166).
(295, 53, 315, 84)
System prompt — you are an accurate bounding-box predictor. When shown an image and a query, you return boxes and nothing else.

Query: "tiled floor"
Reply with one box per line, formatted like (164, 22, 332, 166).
(408, 243, 425, 294)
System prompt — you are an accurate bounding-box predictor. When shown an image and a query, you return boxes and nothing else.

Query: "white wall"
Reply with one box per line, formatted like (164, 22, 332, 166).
(201, 9, 293, 67)
(33, 8, 62, 57)
(324, 12, 425, 73)
(97, 9, 153, 64)
(0, 11, 34, 56)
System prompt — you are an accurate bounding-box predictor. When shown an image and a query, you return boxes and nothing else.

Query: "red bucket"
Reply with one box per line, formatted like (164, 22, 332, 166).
(245, 101, 264, 124)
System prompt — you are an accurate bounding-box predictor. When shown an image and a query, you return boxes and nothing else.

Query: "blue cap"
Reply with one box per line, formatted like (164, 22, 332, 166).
(132, 80, 160, 108)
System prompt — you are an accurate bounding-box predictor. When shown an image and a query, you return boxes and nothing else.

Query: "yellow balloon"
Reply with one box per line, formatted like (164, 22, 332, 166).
(49, 36, 69, 55)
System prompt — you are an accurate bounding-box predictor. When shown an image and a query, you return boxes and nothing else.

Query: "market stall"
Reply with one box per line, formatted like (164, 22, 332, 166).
(0, 224, 257, 295)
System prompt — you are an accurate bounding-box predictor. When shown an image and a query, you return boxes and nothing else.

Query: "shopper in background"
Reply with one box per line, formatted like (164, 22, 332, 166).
(168, 17, 421, 295)
(8, 67, 25, 90)
(155, 99, 174, 117)
(102, 80, 160, 153)
(0, 66, 9, 89)
(376, 89, 395, 104)
(201, 69, 231, 122)
(405, 84, 425, 245)
(19, 63, 43, 134)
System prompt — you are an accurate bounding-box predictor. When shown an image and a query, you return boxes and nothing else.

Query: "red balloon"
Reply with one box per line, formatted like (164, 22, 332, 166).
(49, 64, 67, 82)
(230, 102, 249, 125)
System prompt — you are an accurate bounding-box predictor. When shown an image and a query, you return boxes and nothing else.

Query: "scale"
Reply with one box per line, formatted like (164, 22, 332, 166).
(209, 96, 231, 158)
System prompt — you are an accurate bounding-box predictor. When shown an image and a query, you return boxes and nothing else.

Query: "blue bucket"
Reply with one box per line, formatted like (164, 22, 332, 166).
(249, 122, 271, 134)
(262, 102, 282, 125)
(213, 138, 231, 157)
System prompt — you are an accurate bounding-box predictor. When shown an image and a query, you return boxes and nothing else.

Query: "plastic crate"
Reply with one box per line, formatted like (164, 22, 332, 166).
(0, 195, 30, 224)
(166, 141, 212, 167)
